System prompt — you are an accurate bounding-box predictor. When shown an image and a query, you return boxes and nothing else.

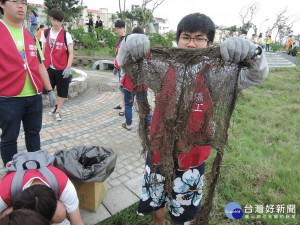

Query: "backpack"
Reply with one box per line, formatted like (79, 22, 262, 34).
(44, 28, 69, 58)
(6, 150, 59, 203)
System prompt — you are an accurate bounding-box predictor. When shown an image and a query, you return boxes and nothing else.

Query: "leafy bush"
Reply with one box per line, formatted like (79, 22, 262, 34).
(95, 28, 119, 55)
(147, 32, 175, 47)
(69, 26, 118, 55)
(270, 42, 285, 52)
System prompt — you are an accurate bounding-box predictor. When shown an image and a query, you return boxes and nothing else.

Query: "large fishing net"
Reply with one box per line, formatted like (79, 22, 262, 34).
(122, 46, 252, 224)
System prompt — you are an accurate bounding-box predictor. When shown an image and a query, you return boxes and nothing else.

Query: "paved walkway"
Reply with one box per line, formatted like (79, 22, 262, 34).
(0, 69, 149, 225)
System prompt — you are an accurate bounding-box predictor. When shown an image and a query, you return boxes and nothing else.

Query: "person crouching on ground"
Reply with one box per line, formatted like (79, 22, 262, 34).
(0, 165, 84, 224)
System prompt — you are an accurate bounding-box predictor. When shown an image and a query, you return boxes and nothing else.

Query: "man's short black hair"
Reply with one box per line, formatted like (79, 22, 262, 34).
(115, 20, 125, 28)
(50, 8, 64, 22)
(176, 13, 215, 43)
(132, 26, 144, 34)
(13, 185, 57, 222)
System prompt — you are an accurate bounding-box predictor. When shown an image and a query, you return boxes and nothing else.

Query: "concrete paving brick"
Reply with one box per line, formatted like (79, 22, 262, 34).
(119, 175, 130, 183)
(102, 185, 139, 215)
(109, 178, 122, 187)
(109, 171, 120, 179)
(126, 171, 139, 179)
(117, 168, 128, 175)
(125, 165, 137, 172)
(80, 204, 111, 225)
(124, 176, 143, 197)
(136, 167, 145, 175)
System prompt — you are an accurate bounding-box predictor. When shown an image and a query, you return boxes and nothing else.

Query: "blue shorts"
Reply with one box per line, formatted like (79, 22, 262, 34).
(137, 157, 205, 224)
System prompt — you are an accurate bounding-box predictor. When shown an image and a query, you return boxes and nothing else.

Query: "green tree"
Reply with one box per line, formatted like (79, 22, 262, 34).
(228, 25, 237, 37)
(43, 0, 85, 27)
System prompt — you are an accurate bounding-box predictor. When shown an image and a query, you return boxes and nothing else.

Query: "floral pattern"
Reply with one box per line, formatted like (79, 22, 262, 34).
(167, 199, 185, 217)
(173, 169, 204, 206)
(141, 165, 165, 207)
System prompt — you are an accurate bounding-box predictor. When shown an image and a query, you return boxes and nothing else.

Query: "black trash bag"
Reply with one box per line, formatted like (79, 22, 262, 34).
(53, 146, 117, 182)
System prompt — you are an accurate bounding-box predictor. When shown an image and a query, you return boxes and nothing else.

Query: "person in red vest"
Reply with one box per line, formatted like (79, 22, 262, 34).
(117, 13, 269, 225)
(41, 8, 74, 121)
(0, 0, 56, 166)
(113, 20, 126, 116)
(119, 26, 152, 131)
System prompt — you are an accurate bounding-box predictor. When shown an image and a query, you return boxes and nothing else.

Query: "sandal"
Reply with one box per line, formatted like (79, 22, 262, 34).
(114, 105, 122, 109)
(119, 111, 124, 116)
(122, 123, 131, 131)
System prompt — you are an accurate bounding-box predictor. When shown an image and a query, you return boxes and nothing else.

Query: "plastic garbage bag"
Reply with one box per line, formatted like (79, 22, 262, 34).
(54, 146, 117, 182)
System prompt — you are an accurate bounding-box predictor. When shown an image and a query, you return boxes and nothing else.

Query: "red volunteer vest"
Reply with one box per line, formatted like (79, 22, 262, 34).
(121, 75, 148, 91)
(150, 65, 212, 170)
(0, 21, 42, 97)
(43, 28, 68, 70)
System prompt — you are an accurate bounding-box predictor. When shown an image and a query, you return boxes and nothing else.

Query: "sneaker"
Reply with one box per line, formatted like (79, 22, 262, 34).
(49, 105, 57, 115)
(55, 112, 62, 121)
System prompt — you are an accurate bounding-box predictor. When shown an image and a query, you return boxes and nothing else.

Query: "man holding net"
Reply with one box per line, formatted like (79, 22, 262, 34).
(117, 13, 269, 225)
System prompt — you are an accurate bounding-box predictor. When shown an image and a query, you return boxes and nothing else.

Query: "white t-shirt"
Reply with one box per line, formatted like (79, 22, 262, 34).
(41, 27, 73, 69)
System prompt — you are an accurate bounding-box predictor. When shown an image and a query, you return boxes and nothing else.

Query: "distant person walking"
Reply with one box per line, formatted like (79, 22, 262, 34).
(118, 26, 152, 131)
(266, 35, 271, 52)
(286, 35, 292, 50)
(257, 33, 263, 47)
(95, 15, 103, 29)
(86, 15, 93, 32)
(113, 20, 126, 116)
(41, 8, 74, 121)
(30, 10, 38, 33)
(36, 24, 44, 48)
(95, 15, 103, 40)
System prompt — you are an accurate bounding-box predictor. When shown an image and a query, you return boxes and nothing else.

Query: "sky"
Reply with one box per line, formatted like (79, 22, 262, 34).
(29, 0, 300, 35)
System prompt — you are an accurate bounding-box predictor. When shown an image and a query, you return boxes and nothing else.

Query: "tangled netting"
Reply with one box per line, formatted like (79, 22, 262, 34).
(122, 46, 252, 224)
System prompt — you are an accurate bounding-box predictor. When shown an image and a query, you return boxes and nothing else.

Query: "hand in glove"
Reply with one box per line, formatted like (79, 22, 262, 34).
(117, 33, 150, 67)
(113, 67, 119, 76)
(48, 90, 56, 108)
(62, 66, 72, 78)
(220, 37, 257, 64)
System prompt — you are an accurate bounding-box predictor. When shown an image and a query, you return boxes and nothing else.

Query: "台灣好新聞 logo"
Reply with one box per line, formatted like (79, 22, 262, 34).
(225, 202, 243, 219)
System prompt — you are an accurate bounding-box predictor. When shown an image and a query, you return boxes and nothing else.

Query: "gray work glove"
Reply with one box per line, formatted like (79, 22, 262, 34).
(62, 66, 72, 78)
(116, 34, 150, 67)
(48, 90, 56, 108)
(113, 67, 118, 76)
(220, 37, 257, 64)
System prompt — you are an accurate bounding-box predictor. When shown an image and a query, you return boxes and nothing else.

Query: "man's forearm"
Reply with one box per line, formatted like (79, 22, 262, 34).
(238, 53, 269, 90)
(68, 207, 84, 225)
(0, 207, 12, 218)
(39, 63, 52, 91)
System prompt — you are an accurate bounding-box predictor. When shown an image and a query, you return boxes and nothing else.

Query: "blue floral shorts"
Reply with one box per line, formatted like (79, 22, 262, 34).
(137, 157, 205, 224)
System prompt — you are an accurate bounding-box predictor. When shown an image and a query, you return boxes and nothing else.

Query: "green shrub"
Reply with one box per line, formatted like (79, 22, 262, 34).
(147, 32, 175, 47)
(69, 27, 118, 55)
(270, 42, 285, 52)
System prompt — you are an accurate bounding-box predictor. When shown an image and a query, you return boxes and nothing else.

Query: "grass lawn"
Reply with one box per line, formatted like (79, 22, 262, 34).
(98, 65, 300, 225)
